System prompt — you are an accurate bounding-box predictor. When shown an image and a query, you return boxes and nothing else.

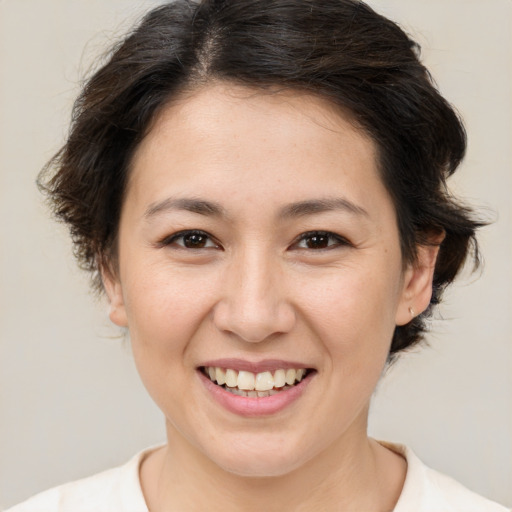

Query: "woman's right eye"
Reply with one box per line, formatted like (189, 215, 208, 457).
(160, 230, 219, 250)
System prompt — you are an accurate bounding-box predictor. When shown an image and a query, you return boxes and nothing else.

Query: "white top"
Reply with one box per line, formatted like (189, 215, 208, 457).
(6, 443, 510, 512)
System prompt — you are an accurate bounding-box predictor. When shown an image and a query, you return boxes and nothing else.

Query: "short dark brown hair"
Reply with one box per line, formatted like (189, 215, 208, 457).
(40, 0, 485, 357)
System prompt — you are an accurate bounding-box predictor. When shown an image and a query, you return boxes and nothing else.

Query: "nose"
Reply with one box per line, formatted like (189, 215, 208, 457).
(212, 247, 296, 343)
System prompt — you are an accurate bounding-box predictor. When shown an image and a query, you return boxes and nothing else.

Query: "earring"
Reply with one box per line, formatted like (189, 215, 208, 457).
(408, 306, 415, 318)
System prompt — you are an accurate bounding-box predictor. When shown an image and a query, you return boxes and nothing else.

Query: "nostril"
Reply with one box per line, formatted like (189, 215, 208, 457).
(212, 298, 296, 343)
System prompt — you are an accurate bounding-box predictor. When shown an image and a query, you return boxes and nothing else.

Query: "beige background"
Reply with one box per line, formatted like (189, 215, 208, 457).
(1, 0, 511, 508)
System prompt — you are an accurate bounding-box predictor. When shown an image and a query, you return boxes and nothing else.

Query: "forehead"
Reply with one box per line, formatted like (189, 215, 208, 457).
(143, 84, 373, 158)
(126, 83, 389, 221)
(155, 82, 362, 126)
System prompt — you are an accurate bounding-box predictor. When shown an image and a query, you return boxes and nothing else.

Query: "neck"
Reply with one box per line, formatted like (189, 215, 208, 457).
(141, 416, 406, 512)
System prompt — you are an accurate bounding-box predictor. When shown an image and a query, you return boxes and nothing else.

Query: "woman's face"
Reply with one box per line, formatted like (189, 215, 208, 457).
(106, 84, 429, 476)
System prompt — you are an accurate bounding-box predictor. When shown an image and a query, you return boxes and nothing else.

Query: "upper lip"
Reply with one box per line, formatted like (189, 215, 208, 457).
(199, 358, 314, 373)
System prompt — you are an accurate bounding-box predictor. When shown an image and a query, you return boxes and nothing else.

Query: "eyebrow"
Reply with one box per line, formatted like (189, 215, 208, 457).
(144, 196, 368, 221)
(279, 198, 369, 219)
(144, 197, 226, 219)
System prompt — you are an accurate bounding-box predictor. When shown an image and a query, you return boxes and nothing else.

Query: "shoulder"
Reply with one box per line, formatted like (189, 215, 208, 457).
(382, 442, 510, 512)
(5, 448, 153, 512)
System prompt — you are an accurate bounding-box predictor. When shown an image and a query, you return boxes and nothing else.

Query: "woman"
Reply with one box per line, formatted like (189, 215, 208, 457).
(6, 0, 509, 510)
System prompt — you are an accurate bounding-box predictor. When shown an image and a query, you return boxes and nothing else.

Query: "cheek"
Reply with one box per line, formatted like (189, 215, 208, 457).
(121, 264, 219, 353)
(120, 267, 220, 416)
(294, 260, 401, 363)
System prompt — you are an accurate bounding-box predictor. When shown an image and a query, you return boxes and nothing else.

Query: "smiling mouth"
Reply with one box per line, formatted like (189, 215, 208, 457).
(200, 366, 314, 398)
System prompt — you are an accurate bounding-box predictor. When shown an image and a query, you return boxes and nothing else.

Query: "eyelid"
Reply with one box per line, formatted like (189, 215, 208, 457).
(158, 229, 221, 249)
(291, 230, 352, 250)
(157, 229, 350, 251)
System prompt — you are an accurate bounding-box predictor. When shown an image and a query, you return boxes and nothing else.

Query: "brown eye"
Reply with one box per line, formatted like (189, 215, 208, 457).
(304, 234, 331, 249)
(294, 231, 349, 250)
(162, 230, 218, 249)
(182, 232, 209, 248)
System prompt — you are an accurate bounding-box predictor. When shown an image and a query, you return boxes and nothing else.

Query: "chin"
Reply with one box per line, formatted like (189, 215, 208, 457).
(218, 456, 303, 478)
(202, 434, 310, 478)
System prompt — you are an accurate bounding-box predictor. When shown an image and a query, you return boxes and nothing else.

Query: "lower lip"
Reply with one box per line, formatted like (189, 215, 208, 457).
(198, 370, 313, 417)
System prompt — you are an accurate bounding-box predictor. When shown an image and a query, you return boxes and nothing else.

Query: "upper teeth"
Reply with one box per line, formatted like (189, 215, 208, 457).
(205, 367, 307, 391)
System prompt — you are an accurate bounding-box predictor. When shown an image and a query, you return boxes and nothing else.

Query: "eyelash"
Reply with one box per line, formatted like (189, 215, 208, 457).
(292, 231, 351, 250)
(159, 229, 351, 251)
(159, 230, 220, 250)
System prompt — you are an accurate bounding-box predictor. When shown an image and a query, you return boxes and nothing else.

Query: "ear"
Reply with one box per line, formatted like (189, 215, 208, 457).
(101, 265, 128, 327)
(395, 232, 445, 326)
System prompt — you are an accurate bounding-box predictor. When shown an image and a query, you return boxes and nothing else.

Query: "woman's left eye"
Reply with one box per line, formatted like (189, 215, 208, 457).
(292, 231, 350, 250)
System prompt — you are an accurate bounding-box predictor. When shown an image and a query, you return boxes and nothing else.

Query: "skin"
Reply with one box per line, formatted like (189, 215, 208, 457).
(103, 83, 440, 511)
